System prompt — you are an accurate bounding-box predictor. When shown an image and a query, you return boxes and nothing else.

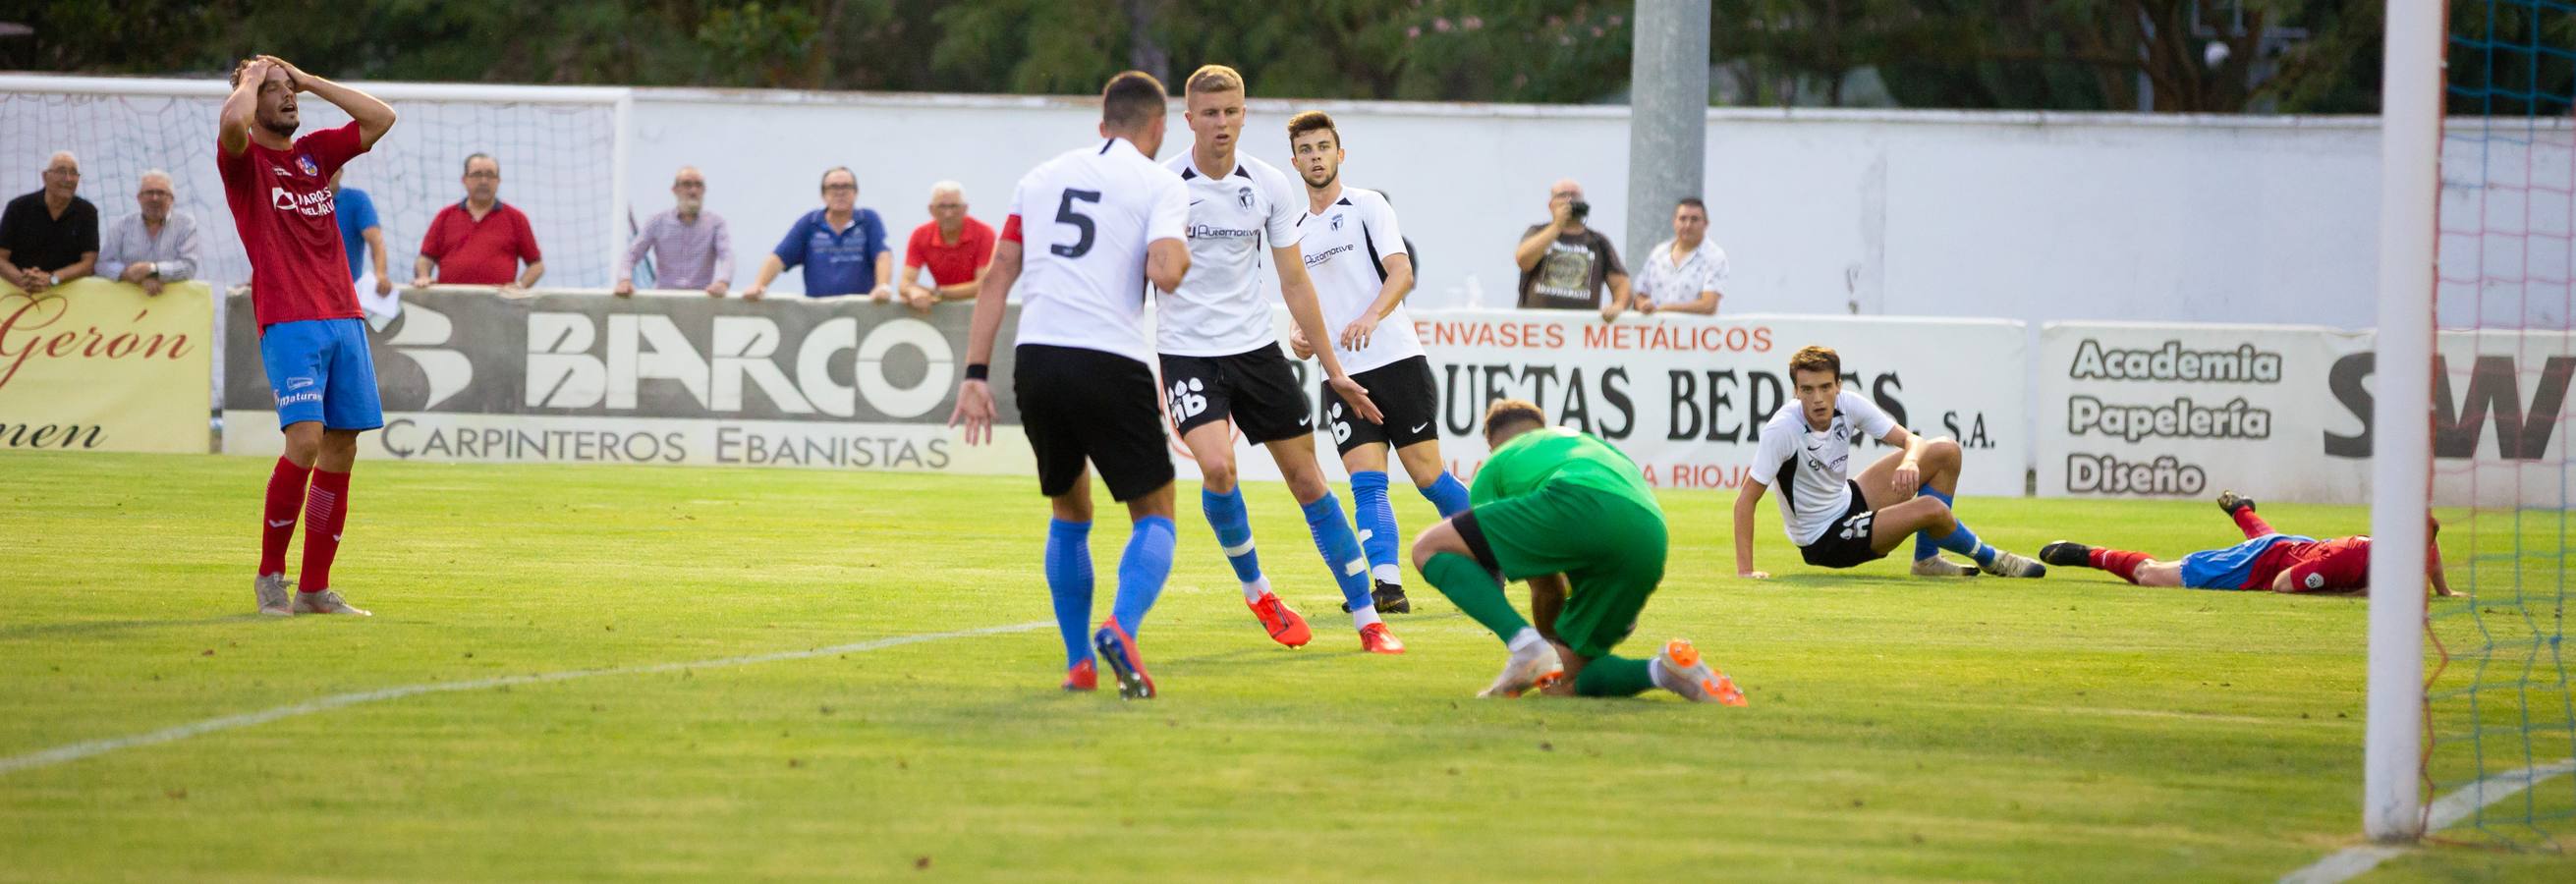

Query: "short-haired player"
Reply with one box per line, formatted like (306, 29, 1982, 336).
(2041, 491, 2455, 596)
(951, 71, 1194, 698)
(1731, 345, 2046, 580)
(1155, 66, 1402, 655)
(1280, 110, 1474, 616)
(1408, 400, 1746, 703)
(218, 56, 397, 617)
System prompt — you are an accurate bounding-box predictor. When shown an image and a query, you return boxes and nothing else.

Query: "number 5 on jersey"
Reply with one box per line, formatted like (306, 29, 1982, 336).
(1051, 189, 1101, 258)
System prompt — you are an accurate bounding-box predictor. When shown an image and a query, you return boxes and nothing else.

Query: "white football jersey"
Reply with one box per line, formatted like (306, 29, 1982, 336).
(1301, 187, 1422, 375)
(1155, 152, 1305, 357)
(1750, 390, 1901, 547)
(1007, 138, 1191, 365)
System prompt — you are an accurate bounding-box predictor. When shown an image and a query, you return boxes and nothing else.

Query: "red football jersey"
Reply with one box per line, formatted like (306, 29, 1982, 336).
(2263, 536, 2374, 592)
(218, 123, 366, 328)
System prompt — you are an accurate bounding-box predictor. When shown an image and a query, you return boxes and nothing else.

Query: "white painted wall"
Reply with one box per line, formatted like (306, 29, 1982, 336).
(625, 90, 2417, 331)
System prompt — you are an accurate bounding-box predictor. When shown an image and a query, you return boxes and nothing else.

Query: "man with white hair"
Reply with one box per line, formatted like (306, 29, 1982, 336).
(0, 151, 99, 293)
(614, 165, 734, 298)
(96, 169, 204, 298)
(898, 180, 992, 311)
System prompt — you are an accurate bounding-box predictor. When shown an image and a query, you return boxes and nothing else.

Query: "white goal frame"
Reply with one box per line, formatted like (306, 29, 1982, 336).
(2363, 0, 2442, 844)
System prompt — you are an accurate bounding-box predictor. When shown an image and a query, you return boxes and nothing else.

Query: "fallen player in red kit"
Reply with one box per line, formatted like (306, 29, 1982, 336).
(2041, 491, 2455, 596)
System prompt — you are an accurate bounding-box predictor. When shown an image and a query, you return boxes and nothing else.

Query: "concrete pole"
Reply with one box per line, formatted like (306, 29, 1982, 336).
(1625, 0, 1710, 270)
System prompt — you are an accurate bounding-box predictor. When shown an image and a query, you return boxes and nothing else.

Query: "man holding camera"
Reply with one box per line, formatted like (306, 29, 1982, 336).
(1511, 178, 1628, 319)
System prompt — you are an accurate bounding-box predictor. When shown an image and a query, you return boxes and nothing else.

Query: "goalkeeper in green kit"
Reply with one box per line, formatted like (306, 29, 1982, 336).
(1408, 399, 1747, 703)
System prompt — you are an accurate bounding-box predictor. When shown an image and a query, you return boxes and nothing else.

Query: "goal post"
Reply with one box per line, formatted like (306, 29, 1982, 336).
(2363, 0, 2443, 844)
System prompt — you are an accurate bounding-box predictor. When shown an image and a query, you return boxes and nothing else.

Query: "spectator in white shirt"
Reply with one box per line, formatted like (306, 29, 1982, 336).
(1628, 197, 1726, 316)
(96, 169, 203, 297)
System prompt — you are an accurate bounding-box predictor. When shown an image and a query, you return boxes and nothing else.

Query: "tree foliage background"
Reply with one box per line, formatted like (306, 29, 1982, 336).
(2, 0, 2562, 114)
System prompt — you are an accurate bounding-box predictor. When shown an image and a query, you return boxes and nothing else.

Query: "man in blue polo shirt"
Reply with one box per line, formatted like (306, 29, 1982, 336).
(744, 166, 892, 301)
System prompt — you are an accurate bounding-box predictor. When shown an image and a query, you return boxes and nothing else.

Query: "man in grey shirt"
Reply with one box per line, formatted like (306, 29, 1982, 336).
(97, 169, 202, 297)
(613, 165, 733, 297)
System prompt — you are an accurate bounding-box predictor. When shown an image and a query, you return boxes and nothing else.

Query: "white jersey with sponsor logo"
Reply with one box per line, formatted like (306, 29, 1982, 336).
(1750, 390, 1900, 547)
(1007, 138, 1191, 365)
(1302, 186, 1422, 375)
(1155, 152, 1305, 357)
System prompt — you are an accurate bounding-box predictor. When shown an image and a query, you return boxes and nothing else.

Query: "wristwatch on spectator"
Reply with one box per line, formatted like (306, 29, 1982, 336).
(48, 272, 60, 286)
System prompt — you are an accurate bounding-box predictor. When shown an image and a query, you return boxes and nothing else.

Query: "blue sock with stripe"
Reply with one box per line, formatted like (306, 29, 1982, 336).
(1350, 471, 1401, 584)
(1913, 486, 1953, 562)
(1419, 471, 1471, 518)
(1300, 493, 1378, 621)
(1922, 492, 1998, 567)
(1043, 519, 1093, 668)
(1112, 516, 1176, 638)
(1201, 486, 1263, 587)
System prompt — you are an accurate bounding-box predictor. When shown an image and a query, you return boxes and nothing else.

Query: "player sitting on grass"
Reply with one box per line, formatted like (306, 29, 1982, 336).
(1408, 399, 1746, 703)
(2041, 491, 2457, 596)
(1731, 345, 2044, 580)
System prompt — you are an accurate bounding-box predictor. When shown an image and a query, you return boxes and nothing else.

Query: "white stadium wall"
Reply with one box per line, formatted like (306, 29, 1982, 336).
(17, 75, 2570, 503)
(3, 76, 2449, 331)
(620, 90, 2410, 330)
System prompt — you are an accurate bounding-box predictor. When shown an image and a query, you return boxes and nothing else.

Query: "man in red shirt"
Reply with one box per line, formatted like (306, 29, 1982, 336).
(897, 181, 992, 312)
(2042, 491, 2455, 595)
(411, 152, 542, 290)
(217, 55, 396, 617)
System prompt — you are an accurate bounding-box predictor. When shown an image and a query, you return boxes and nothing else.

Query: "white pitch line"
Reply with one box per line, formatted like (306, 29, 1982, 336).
(0, 621, 1049, 777)
(2278, 757, 2576, 884)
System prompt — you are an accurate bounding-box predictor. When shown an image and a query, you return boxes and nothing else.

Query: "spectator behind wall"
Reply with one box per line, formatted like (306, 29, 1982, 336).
(0, 151, 100, 293)
(743, 166, 891, 302)
(615, 165, 734, 298)
(1620, 197, 1726, 318)
(330, 169, 392, 296)
(898, 180, 992, 312)
(1511, 177, 1627, 321)
(97, 169, 203, 298)
(414, 152, 543, 291)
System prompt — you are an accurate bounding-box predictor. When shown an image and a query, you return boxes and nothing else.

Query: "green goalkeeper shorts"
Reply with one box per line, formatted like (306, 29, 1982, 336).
(1457, 480, 1667, 659)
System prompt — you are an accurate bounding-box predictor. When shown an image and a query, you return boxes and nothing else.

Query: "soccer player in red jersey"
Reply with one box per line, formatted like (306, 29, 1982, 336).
(217, 56, 396, 617)
(2041, 491, 2456, 595)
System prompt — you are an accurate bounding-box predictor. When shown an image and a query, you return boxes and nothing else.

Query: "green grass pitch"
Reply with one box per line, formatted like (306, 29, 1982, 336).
(1, 451, 2568, 882)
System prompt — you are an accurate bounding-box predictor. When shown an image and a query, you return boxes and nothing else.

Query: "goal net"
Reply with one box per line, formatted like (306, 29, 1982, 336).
(0, 76, 628, 292)
(2372, 0, 2576, 847)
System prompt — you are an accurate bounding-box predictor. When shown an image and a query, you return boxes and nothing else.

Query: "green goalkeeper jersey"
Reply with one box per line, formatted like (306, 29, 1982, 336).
(1469, 426, 1662, 517)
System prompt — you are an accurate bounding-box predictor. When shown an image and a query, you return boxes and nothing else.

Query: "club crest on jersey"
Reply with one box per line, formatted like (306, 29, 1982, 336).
(296, 154, 319, 176)
(1236, 186, 1255, 209)
(1330, 213, 1345, 231)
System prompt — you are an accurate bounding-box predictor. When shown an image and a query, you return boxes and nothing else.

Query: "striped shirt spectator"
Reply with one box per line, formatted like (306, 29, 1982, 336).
(615, 166, 734, 297)
(98, 169, 204, 297)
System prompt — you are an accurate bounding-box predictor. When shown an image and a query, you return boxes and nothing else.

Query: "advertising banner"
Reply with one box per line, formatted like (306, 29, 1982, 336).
(224, 289, 1031, 473)
(2037, 322, 2572, 507)
(223, 292, 2033, 496)
(1, 279, 213, 454)
(1301, 310, 2030, 495)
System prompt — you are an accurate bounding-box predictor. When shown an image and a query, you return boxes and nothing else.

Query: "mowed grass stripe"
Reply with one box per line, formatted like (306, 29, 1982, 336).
(2, 451, 2569, 882)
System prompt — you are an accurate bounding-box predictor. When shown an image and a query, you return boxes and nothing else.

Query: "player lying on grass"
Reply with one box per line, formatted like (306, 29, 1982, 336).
(1731, 345, 2044, 580)
(2041, 491, 2456, 595)
(1408, 399, 1746, 703)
